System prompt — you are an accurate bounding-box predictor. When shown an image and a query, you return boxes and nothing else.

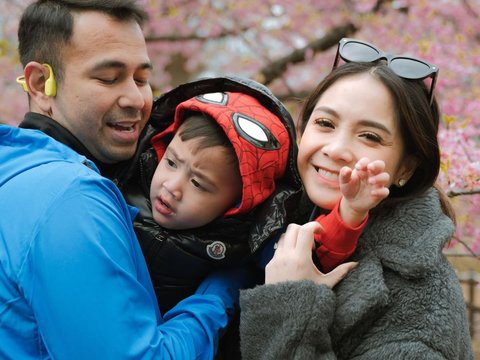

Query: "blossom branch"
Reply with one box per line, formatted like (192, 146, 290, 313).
(146, 27, 249, 42)
(256, 23, 357, 85)
(447, 188, 480, 197)
(450, 235, 480, 259)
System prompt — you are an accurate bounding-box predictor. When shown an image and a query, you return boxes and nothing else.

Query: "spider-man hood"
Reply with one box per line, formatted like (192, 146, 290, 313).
(146, 76, 301, 189)
(150, 90, 290, 216)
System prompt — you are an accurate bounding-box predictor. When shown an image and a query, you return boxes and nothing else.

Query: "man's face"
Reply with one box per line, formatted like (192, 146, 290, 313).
(51, 11, 153, 164)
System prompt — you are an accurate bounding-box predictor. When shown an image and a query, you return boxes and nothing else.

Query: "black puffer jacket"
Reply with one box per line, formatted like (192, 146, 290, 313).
(122, 76, 310, 314)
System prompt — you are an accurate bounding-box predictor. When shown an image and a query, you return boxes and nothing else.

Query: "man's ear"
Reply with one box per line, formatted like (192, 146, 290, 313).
(23, 61, 55, 113)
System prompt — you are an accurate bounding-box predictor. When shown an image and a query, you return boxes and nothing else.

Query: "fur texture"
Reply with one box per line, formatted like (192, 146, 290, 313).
(240, 188, 473, 360)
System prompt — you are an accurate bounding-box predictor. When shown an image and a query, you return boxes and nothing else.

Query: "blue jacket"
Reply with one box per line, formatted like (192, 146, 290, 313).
(0, 125, 241, 359)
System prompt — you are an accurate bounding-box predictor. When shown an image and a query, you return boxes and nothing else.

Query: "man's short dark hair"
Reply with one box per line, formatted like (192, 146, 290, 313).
(18, 0, 148, 81)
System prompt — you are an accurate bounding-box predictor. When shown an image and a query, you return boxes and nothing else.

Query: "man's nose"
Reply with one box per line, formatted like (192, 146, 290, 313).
(118, 79, 148, 110)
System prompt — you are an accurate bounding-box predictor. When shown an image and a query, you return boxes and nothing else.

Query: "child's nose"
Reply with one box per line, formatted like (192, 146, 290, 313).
(164, 176, 183, 201)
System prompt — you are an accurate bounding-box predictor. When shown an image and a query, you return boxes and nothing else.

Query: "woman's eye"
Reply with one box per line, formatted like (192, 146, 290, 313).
(313, 118, 334, 128)
(361, 132, 382, 143)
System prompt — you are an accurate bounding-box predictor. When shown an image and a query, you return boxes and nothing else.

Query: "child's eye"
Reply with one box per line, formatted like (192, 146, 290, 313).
(191, 179, 206, 191)
(165, 158, 177, 168)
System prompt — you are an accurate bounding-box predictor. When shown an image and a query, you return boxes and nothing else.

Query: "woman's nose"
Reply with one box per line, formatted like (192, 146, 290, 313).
(321, 135, 354, 163)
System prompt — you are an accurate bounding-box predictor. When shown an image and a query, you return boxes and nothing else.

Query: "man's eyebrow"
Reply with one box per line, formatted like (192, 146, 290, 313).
(91, 60, 153, 71)
(140, 62, 154, 71)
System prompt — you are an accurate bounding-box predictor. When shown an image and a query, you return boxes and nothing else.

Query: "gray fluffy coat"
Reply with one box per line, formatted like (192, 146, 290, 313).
(240, 188, 473, 359)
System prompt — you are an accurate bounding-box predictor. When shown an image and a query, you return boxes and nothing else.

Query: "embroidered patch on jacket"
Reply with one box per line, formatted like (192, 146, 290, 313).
(206, 241, 227, 260)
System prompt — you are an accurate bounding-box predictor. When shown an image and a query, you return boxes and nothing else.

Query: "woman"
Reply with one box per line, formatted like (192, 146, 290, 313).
(239, 38, 473, 359)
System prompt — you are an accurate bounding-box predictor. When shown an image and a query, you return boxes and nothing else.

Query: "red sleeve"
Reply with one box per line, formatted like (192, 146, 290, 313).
(313, 200, 367, 272)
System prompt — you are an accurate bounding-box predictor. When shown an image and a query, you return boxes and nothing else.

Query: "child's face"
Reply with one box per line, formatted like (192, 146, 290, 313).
(297, 73, 413, 210)
(150, 132, 242, 230)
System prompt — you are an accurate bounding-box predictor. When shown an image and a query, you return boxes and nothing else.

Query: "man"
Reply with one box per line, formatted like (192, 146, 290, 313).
(0, 1, 248, 358)
(17, 0, 151, 181)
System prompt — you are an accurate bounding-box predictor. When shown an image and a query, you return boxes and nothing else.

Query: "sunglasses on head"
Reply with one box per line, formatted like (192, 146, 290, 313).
(333, 38, 438, 105)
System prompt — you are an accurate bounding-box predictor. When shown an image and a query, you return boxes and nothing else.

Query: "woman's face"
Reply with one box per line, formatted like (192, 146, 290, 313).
(297, 73, 415, 210)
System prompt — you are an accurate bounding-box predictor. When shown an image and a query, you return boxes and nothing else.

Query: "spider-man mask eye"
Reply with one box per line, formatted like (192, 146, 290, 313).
(232, 113, 280, 150)
(195, 92, 228, 106)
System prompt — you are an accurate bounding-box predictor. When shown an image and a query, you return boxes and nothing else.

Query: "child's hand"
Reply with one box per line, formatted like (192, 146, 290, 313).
(338, 158, 390, 226)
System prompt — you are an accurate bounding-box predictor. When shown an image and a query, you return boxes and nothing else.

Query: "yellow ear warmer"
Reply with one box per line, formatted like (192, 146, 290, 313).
(15, 63, 57, 97)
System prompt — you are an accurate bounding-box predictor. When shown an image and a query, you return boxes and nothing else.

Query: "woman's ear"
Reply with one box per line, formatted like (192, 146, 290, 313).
(23, 61, 55, 114)
(394, 155, 419, 186)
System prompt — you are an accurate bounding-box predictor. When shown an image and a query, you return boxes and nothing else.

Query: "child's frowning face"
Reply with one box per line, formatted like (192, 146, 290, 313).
(149, 131, 242, 230)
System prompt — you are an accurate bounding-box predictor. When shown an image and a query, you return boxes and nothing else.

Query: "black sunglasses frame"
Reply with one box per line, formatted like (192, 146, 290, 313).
(333, 38, 438, 105)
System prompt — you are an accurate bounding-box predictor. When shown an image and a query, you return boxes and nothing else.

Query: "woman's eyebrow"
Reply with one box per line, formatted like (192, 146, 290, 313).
(357, 120, 392, 135)
(313, 106, 392, 135)
(312, 106, 339, 118)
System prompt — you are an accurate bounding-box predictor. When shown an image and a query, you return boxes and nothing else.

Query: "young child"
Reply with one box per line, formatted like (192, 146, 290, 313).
(126, 77, 389, 315)
(131, 88, 296, 314)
